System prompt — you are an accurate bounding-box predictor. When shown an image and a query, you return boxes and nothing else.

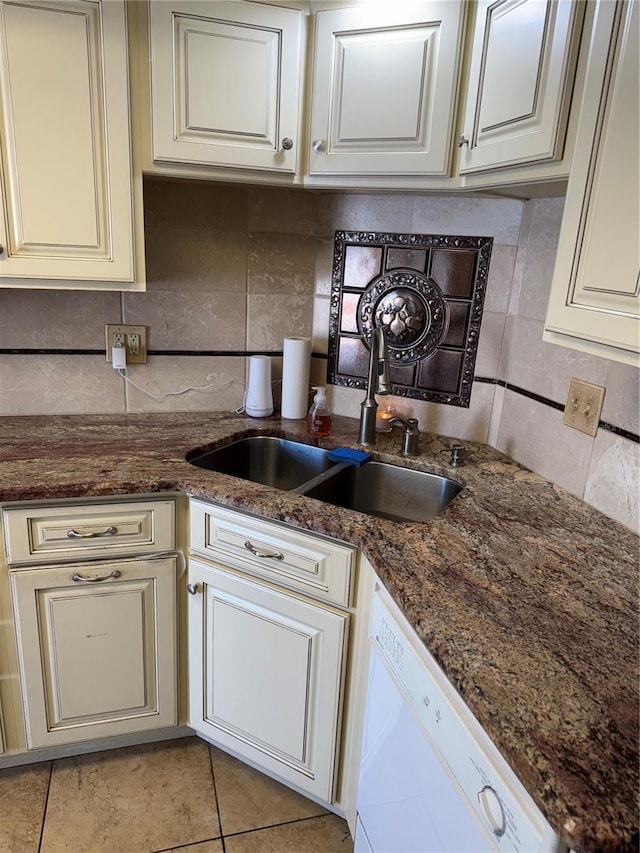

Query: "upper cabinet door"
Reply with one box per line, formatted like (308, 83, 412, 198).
(149, 1, 303, 174)
(308, 2, 465, 177)
(458, 0, 582, 174)
(0, 0, 139, 286)
(544, 0, 639, 365)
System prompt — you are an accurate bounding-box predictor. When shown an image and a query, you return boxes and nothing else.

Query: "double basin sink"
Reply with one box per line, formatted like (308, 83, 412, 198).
(186, 435, 461, 524)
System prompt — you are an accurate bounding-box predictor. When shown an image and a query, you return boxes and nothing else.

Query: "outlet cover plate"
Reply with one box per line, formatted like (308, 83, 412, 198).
(563, 378, 605, 436)
(105, 325, 148, 364)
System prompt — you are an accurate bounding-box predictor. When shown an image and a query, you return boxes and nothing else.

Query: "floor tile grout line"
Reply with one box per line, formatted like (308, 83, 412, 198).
(151, 838, 222, 853)
(221, 809, 336, 840)
(208, 746, 227, 853)
(37, 759, 54, 853)
(150, 811, 349, 853)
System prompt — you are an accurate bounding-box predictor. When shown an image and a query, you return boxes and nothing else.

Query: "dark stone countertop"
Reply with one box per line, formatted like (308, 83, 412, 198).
(0, 412, 637, 853)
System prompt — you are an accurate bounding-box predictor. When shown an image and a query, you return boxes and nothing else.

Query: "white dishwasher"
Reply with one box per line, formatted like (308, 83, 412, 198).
(355, 584, 567, 853)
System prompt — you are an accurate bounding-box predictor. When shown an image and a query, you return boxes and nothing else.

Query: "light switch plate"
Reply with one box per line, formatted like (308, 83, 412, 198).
(563, 378, 605, 436)
(105, 325, 148, 364)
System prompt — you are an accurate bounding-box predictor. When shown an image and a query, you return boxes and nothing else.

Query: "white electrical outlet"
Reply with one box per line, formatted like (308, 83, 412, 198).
(105, 325, 148, 364)
(127, 332, 140, 357)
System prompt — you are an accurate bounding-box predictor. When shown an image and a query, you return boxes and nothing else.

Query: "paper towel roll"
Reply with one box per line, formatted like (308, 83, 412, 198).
(281, 337, 311, 419)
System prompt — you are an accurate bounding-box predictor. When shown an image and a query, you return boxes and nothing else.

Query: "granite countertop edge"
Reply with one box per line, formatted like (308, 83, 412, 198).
(0, 412, 637, 853)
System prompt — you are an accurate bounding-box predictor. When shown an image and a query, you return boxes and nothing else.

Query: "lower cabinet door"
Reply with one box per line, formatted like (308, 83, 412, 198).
(188, 558, 348, 803)
(10, 556, 177, 749)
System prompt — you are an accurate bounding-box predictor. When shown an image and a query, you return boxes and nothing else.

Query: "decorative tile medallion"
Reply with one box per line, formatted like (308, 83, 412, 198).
(327, 231, 493, 407)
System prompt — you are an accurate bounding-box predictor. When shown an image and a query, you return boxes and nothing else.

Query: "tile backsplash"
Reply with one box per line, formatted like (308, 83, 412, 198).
(0, 181, 637, 533)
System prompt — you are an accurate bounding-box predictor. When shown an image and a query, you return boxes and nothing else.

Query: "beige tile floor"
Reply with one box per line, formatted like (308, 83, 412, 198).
(0, 737, 354, 853)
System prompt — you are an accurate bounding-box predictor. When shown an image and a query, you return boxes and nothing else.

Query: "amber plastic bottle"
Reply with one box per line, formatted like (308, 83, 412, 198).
(307, 386, 332, 437)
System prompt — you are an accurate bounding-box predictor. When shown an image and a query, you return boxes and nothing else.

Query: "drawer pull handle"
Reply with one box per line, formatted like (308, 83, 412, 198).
(67, 526, 118, 539)
(244, 541, 284, 560)
(71, 569, 121, 583)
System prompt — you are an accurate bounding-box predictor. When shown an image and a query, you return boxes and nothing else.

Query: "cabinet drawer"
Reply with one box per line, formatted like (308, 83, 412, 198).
(2, 499, 176, 565)
(189, 500, 353, 607)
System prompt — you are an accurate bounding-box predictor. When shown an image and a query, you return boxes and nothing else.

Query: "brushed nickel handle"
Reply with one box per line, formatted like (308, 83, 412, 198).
(71, 569, 121, 583)
(67, 526, 118, 539)
(281, 137, 293, 150)
(187, 583, 199, 595)
(244, 541, 284, 560)
(449, 445, 466, 466)
(457, 134, 469, 148)
(312, 139, 325, 154)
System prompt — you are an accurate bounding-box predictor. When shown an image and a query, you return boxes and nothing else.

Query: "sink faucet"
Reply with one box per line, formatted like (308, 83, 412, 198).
(359, 327, 392, 446)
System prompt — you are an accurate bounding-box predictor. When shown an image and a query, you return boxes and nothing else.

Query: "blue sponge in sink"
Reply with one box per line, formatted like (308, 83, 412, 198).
(327, 447, 371, 466)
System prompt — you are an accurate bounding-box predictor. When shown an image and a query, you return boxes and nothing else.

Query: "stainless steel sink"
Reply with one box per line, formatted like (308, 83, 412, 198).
(186, 436, 335, 491)
(186, 435, 461, 523)
(300, 461, 462, 523)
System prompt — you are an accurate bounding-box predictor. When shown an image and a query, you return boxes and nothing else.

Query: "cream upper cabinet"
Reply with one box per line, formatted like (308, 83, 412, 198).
(306, 2, 466, 178)
(148, 0, 304, 174)
(0, 0, 143, 290)
(544, 0, 639, 365)
(458, 0, 583, 175)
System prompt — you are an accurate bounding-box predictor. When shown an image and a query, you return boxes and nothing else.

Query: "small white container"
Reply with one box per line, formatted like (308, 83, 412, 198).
(245, 355, 273, 417)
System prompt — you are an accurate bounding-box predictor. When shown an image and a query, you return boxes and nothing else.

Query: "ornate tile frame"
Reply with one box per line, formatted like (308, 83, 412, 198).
(327, 230, 493, 407)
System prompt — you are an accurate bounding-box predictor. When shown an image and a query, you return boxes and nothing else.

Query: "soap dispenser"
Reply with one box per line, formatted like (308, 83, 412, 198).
(307, 386, 332, 436)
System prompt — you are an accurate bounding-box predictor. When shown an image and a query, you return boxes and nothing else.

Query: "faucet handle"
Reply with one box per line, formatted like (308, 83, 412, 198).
(449, 445, 466, 466)
(389, 417, 420, 456)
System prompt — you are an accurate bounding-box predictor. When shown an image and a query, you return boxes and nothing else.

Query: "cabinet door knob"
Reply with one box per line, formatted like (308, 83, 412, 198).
(281, 137, 294, 150)
(72, 569, 121, 583)
(312, 139, 325, 154)
(457, 134, 469, 148)
(0, 243, 4, 255)
(187, 583, 199, 595)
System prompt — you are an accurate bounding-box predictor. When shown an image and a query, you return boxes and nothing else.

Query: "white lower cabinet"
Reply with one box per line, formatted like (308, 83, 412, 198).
(10, 555, 177, 749)
(188, 556, 348, 803)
